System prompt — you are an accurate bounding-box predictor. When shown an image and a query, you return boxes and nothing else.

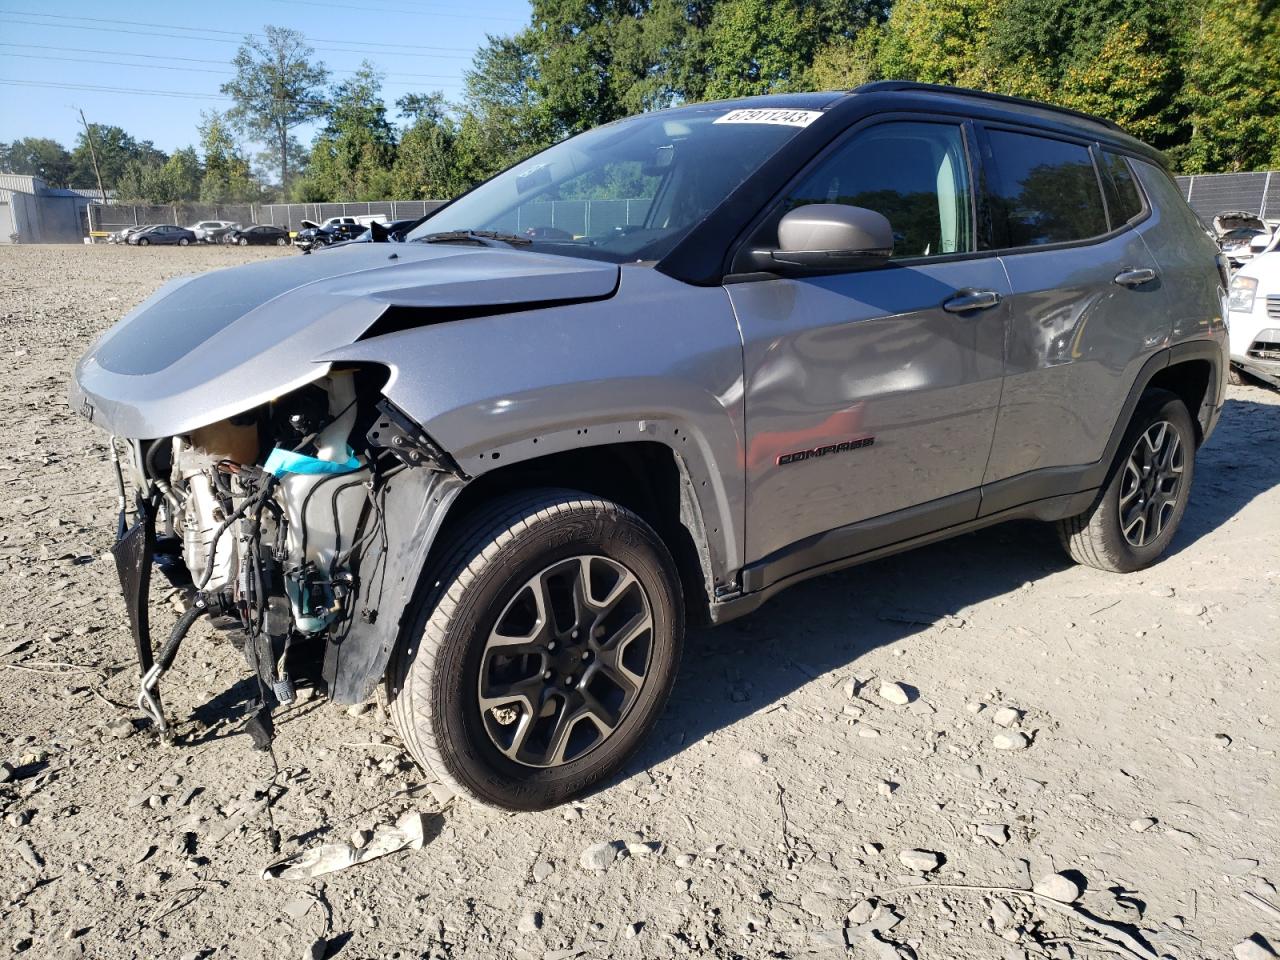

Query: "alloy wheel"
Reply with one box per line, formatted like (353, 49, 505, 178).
(477, 555, 654, 768)
(1118, 420, 1185, 547)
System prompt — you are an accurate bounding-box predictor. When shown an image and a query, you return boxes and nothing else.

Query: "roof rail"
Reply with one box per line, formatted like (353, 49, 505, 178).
(853, 81, 1125, 133)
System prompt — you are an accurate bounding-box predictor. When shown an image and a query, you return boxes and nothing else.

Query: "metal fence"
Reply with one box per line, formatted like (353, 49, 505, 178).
(88, 200, 447, 236)
(1174, 171, 1279, 225)
(79, 175, 1280, 239)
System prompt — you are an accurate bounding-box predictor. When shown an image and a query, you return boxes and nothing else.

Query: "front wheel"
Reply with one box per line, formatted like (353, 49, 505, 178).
(238, 237, 248, 246)
(276, 237, 287, 246)
(137, 237, 149, 246)
(386, 490, 684, 810)
(178, 237, 189, 246)
(1057, 388, 1196, 573)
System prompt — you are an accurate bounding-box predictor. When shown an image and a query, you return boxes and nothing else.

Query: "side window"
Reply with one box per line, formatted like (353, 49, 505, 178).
(1099, 151, 1144, 227)
(986, 130, 1108, 247)
(780, 121, 973, 259)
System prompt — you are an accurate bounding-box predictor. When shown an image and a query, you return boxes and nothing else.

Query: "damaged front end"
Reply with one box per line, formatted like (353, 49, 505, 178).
(70, 241, 620, 747)
(105, 367, 466, 744)
(107, 370, 465, 745)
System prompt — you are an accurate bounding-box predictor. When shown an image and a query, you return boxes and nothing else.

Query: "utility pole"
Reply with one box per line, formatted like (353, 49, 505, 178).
(78, 108, 107, 203)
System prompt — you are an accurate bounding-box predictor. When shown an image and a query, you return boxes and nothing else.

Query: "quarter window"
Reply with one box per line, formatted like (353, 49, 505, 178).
(987, 130, 1108, 246)
(1099, 151, 1144, 226)
(780, 121, 974, 259)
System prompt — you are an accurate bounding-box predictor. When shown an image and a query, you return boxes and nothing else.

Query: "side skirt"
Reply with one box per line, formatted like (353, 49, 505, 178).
(711, 480, 1097, 625)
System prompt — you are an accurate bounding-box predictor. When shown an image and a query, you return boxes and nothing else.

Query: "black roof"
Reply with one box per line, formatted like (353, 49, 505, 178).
(845, 81, 1165, 166)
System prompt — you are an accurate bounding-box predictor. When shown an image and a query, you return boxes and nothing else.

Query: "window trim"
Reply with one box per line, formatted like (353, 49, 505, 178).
(1095, 147, 1151, 230)
(976, 121, 1151, 256)
(724, 111, 991, 283)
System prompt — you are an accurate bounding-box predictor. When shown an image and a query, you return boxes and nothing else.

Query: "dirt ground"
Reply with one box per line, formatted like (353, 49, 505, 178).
(0, 243, 1277, 960)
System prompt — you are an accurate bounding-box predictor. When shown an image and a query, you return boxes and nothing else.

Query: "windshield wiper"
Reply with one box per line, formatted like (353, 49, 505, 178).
(412, 229, 532, 247)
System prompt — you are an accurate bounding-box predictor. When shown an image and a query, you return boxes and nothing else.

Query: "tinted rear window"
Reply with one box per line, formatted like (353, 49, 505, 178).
(1099, 151, 1144, 226)
(987, 130, 1108, 247)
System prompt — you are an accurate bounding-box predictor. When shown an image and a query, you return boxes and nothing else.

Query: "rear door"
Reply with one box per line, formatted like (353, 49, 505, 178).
(728, 118, 1009, 568)
(979, 127, 1166, 498)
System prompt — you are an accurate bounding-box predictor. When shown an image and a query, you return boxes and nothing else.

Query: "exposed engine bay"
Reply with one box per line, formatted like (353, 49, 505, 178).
(114, 368, 464, 747)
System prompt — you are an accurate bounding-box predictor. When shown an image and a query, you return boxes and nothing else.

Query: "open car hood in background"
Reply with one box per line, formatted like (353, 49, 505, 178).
(1213, 211, 1267, 236)
(70, 242, 619, 439)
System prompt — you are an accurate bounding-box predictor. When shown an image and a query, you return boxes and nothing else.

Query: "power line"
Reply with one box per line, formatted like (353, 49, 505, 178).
(265, 0, 523, 23)
(0, 77, 465, 104)
(0, 17, 481, 59)
(0, 40, 228, 65)
(0, 49, 467, 83)
(0, 8, 517, 41)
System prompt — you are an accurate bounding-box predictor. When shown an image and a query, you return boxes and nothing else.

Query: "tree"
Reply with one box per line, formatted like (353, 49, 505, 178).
(875, 0, 998, 87)
(198, 111, 257, 202)
(0, 138, 72, 186)
(808, 25, 883, 90)
(221, 25, 329, 195)
(68, 124, 166, 191)
(703, 0, 811, 99)
(392, 93, 467, 200)
(296, 63, 397, 201)
(1176, 0, 1280, 172)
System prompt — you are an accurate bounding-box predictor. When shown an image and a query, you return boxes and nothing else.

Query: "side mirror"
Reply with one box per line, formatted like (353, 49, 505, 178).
(751, 204, 894, 274)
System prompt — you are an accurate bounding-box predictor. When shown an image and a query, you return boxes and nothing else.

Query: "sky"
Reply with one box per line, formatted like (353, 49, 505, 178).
(0, 0, 534, 153)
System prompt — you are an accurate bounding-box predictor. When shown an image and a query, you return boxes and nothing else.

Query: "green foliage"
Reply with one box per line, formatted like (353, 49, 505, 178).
(703, 0, 812, 98)
(295, 64, 398, 201)
(198, 111, 258, 203)
(1176, 0, 1280, 172)
(69, 124, 165, 191)
(221, 25, 329, 194)
(0, 138, 73, 187)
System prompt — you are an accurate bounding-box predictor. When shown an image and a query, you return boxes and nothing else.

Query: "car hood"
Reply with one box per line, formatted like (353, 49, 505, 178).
(71, 242, 620, 439)
(1214, 211, 1267, 236)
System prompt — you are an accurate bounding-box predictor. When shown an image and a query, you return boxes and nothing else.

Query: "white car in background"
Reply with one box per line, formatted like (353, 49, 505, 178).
(187, 220, 236, 243)
(1227, 229, 1280, 386)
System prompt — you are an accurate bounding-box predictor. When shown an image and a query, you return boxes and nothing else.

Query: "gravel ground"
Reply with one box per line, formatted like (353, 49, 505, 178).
(1, 244, 1278, 960)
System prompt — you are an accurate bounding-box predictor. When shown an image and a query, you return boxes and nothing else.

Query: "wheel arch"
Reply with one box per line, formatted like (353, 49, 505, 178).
(428, 441, 721, 625)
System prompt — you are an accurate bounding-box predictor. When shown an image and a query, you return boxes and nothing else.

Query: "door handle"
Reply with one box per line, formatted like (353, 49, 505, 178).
(1114, 267, 1157, 287)
(942, 289, 1002, 313)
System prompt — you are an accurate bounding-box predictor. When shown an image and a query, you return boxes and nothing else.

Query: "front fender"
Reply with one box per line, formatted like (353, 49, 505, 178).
(322, 265, 748, 587)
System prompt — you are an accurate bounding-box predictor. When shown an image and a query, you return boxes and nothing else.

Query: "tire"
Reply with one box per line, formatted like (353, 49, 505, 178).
(238, 237, 249, 246)
(137, 238, 149, 246)
(1056, 388, 1196, 573)
(179, 237, 189, 246)
(276, 237, 287, 246)
(386, 489, 684, 810)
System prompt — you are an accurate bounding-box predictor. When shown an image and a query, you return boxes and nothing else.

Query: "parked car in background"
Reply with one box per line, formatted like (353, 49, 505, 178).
(225, 224, 292, 246)
(1214, 210, 1271, 267)
(1227, 229, 1280, 386)
(295, 217, 365, 252)
(107, 225, 149, 244)
(72, 83, 1227, 811)
(313, 215, 432, 252)
(187, 220, 237, 244)
(127, 224, 196, 246)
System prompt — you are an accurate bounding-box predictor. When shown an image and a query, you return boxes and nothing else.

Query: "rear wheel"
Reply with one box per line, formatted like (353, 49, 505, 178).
(1057, 389, 1196, 573)
(386, 490, 683, 810)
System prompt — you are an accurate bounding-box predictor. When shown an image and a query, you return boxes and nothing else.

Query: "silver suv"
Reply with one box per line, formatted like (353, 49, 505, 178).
(72, 83, 1228, 809)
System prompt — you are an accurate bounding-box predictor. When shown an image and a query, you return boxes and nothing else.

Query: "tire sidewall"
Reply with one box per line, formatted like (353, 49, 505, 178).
(411, 498, 683, 809)
(1096, 392, 1197, 570)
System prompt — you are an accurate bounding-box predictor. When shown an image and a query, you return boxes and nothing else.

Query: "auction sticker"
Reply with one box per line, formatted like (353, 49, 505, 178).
(714, 108, 823, 127)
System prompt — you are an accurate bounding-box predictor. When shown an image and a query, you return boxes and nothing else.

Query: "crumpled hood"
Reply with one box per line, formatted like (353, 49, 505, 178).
(71, 243, 619, 439)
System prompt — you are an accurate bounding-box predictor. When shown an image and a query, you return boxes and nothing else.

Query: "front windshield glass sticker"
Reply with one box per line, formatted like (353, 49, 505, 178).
(713, 108, 823, 127)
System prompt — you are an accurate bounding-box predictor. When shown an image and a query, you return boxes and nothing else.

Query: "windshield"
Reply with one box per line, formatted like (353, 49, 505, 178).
(407, 106, 823, 262)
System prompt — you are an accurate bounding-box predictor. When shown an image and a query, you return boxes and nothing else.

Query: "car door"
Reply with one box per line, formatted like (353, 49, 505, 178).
(978, 128, 1167, 499)
(727, 118, 1009, 572)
